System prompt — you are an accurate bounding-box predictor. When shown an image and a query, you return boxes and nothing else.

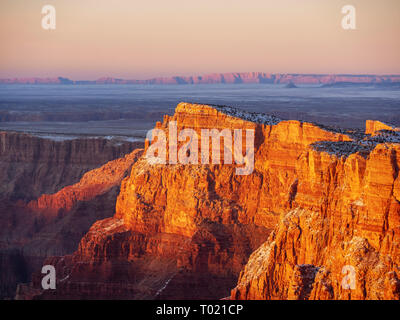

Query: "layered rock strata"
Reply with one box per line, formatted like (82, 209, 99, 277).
(0, 131, 142, 201)
(231, 121, 400, 300)
(0, 133, 142, 299)
(18, 103, 400, 300)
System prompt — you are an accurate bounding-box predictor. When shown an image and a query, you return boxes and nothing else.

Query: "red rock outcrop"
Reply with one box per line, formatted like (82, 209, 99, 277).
(365, 120, 400, 136)
(18, 102, 399, 300)
(27, 149, 143, 217)
(231, 136, 400, 299)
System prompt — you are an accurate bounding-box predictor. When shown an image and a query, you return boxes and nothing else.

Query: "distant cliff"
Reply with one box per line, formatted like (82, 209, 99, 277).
(17, 103, 400, 300)
(2, 73, 400, 85)
(0, 131, 143, 299)
(0, 131, 142, 201)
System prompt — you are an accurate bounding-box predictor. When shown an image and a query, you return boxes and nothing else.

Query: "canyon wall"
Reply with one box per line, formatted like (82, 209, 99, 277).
(1, 148, 144, 252)
(0, 131, 142, 201)
(17, 103, 399, 300)
(0, 132, 143, 299)
(231, 122, 400, 300)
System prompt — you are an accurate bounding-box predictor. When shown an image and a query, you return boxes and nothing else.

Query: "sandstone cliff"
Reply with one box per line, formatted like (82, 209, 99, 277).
(17, 103, 399, 300)
(231, 121, 400, 300)
(0, 132, 143, 299)
(27, 149, 143, 217)
(0, 131, 142, 201)
(365, 120, 400, 136)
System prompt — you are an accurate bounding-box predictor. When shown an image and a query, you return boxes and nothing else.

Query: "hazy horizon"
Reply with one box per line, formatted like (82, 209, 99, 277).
(2, 71, 400, 82)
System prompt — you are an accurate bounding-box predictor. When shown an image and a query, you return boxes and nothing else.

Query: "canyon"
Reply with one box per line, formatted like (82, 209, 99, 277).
(1, 73, 400, 85)
(0, 131, 142, 201)
(0, 132, 142, 299)
(8, 102, 400, 300)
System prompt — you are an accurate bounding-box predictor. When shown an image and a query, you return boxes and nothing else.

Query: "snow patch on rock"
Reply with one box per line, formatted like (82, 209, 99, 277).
(210, 104, 282, 125)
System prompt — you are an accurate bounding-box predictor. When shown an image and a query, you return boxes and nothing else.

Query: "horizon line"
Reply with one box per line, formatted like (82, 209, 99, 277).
(1, 72, 400, 85)
(3, 72, 400, 80)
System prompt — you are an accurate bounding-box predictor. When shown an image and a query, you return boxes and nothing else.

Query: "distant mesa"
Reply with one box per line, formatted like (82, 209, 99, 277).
(58, 77, 74, 85)
(285, 81, 297, 88)
(1, 72, 400, 86)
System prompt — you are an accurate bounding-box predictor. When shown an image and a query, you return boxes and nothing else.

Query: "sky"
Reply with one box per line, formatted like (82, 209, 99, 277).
(0, 0, 399, 79)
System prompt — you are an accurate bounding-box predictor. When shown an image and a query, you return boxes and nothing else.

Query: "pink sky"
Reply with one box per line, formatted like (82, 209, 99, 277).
(1, 0, 399, 79)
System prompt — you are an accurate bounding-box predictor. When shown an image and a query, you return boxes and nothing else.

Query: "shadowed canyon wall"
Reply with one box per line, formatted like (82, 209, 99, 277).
(0, 132, 142, 201)
(0, 133, 143, 299)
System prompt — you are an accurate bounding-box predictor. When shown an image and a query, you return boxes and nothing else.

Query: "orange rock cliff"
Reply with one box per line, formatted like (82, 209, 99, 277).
(17, 102, 400, 300)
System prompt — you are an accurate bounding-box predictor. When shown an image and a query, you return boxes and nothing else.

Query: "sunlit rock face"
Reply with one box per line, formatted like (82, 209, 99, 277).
(18, 103, 400, 300)
(231, 121, 400, 300)
(365, 120, 400, 136)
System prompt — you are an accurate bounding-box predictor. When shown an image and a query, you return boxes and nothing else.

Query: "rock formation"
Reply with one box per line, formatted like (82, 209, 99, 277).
(365, 120, 400, 136)
(0, 131, 142, 201)
(0, 133, 142, 299)
(16, 102, 399, 300)
(231, 121, 400, 300)
(27, 149, 143, 217)
(2, 73, 400, 85)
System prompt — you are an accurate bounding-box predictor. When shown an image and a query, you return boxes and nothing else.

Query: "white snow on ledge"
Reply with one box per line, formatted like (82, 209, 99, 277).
(368, 130, 400, 144)
(207, 103, 282, 125)
(311, 141, 373, 158)
(311, 130, 400, 158)
(182, 103, 367, 137)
